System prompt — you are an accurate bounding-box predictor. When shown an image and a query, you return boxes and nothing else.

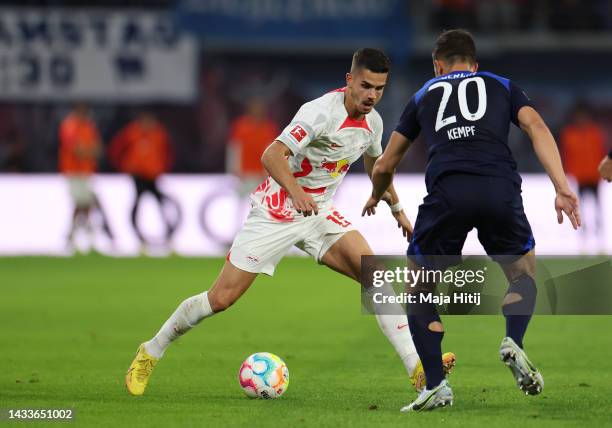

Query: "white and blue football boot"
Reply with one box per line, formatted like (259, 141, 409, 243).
(400, 379, 453, 412)
(499, 337, 544, 395)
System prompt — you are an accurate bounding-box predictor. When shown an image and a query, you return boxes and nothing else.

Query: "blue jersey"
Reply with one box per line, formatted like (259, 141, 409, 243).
(396, 70, 534, 191)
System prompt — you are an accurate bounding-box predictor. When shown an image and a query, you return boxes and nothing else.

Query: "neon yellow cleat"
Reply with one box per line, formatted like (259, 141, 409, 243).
(411, 352, 457, 392)
(125, 343, 158, 396)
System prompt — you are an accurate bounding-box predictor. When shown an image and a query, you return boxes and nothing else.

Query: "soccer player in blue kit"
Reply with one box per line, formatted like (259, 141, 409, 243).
(364, 29, 581, 411)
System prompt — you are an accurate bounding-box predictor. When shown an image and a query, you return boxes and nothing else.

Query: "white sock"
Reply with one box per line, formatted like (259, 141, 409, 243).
(366, 284, 419, 376)
(144, 291, 214, 358)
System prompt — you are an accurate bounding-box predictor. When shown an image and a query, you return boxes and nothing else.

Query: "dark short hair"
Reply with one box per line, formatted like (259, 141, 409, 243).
(351, 48, 390, 74)
(432, 29, 476, 65)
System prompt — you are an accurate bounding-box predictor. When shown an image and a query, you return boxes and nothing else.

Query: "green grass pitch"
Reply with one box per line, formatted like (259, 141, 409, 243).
(1, 256, 611, 427)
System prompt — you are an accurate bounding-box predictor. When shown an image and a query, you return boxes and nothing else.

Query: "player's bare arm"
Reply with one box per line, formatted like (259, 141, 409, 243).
(261, 140, 318, 216)
(363, 131, 413, 214)
(518, 106, 581, 229)
(363, 153, 413, 240)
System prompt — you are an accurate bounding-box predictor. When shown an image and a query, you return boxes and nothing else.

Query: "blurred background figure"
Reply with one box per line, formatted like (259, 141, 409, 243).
(560, 102, 607, 245)
(226, 97, 280, 217)
(59, 103, 114, 252)
(0, 1, 611, 256)
(109, 111, 181, 252)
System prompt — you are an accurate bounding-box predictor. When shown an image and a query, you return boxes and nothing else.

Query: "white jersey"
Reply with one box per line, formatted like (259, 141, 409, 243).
(251, 88, 383, 222)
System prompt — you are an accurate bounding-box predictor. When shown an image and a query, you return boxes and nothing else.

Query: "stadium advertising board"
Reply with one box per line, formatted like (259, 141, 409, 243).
(0, 174, 610, 256)
(0, 9, 197, 102)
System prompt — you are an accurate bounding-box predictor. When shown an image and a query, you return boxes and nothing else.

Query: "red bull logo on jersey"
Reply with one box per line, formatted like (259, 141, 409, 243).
(320, 158, 350, 178)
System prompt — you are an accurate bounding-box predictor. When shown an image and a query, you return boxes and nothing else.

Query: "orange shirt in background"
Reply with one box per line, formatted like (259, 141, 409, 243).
(59, 113, 100, 175)
(560, 122, 606, 185)
(109, 120, 173, 180)
(229, 115, 279, 175)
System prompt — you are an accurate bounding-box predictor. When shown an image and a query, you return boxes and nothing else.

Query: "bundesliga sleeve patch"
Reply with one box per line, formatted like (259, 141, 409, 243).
(289, 125, 308, 143)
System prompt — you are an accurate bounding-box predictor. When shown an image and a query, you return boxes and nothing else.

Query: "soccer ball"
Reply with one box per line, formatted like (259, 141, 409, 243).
(238, 352, 289, 399)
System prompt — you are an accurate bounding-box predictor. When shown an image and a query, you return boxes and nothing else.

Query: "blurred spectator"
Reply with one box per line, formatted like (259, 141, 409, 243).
(59, 103, 114, 250)
(559, 103, 607, 235)
(109, 112, 181, 250)
(227, 97, 280, 195)
(225, 97, 280, 231)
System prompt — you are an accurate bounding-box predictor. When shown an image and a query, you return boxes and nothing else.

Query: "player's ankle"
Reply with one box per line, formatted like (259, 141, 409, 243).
(144, 339, 164, 359)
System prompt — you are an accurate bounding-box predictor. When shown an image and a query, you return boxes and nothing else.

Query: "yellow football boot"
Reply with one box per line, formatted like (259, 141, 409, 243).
(411, 352, 457, 392)
(125, 343, 158, 396)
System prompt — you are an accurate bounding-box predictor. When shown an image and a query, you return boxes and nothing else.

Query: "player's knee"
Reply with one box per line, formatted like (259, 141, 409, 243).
(502, 273, 537, 315)
(513, 264, 535, 282)
(507, 269, 535, 286)
(506, 252, 536, 281)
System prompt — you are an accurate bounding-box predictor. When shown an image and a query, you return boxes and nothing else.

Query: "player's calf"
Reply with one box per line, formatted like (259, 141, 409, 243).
(207, 262, 258, 312)
(208, 288, 237, 312)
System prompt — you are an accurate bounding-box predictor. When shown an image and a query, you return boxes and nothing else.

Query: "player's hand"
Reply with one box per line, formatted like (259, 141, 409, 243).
(290, 189, 318, 216)
(380, 191, 393, 205)
(363, 191, 393, 216)
(362, 195, 380, 216)
(391, 209, 413, 241)
(555, 188, 581, 230)
(599, 157, 612, 182)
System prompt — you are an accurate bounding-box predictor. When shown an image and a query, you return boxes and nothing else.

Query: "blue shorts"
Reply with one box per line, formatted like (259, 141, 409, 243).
(408, 173, 534, 268)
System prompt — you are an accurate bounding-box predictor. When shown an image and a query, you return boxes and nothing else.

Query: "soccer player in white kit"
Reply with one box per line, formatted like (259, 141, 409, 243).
(126, 48, 455, 396)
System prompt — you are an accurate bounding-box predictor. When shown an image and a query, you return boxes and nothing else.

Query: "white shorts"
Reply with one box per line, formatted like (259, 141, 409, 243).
(228, 206, 356, 276)
(67, 176, 95, 207)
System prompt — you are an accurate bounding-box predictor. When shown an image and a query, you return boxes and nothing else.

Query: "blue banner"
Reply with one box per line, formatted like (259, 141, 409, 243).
(176, 0, 411, 59)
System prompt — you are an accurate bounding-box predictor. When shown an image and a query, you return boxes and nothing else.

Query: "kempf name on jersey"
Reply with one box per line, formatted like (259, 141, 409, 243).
(447, 125, 476, 141)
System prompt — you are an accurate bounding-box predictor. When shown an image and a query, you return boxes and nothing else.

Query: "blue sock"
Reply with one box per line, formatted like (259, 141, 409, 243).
(407, 302, 444, 390)
(505, 315, 531, 349)
(418, 329, 445, 389)
(502, 274, 537, 349)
